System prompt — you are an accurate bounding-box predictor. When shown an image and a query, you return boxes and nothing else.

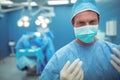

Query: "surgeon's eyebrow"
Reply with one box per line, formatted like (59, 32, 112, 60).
(74, 19, 86, 26)
(89, 19, 98, 24)
(75, 18, 84, 23)
(77, 21, 85, 24)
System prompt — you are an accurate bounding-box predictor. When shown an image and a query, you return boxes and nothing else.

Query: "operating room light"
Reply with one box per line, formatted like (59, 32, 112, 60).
(47, 0, 69, 5)
(17, 20, 23, 27)
(42, 23, 47, 28)
(24, 21, 30, 27)
(44, 18, 50, 24)
(71, 0, 77, 3)
(38, 16, 44, 20)
(35, 16, 50, 28)
(0, 0, 13, 5)
(22, 16, 29, 21)
(22, 1, 37, 6)
(17, 16, 30, 28)
(35, 20, 41, 25)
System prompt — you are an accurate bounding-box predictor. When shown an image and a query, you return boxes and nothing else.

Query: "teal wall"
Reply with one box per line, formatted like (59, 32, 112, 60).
(0, 13, 9, 57)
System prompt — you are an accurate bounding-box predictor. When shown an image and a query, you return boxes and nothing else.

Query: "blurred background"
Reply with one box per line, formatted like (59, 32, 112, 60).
(0, 0, 120, 80)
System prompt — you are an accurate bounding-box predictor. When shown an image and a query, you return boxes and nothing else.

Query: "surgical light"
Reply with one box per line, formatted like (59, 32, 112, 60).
(17, 16, 30, 28)
(35, 20, 41, 25)
(42, 23, 47, 28)
(35, 15, 51, 29)
(47, 0, 69, 5)
(71, 0, 77, 4)
(24, 21, 30, 27)
(45, 18, 50, 24)
(22, 16, 29, 21)
(17, 20, 23, 27)
(38, 16, 44, 20)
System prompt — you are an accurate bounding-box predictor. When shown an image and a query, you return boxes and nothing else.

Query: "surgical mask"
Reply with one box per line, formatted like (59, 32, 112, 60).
(74, 25, 98, 43)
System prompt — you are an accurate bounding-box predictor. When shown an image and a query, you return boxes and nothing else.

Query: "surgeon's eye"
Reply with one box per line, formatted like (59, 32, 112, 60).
(75, 21, 86, 27)
(89, 19, 98, 25)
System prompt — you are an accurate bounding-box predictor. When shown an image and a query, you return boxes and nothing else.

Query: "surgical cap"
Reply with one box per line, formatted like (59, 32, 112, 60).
(71, 0, 100, 21)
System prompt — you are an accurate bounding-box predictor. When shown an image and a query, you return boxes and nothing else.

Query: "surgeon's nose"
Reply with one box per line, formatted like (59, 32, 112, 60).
(85, 23, 90, 26)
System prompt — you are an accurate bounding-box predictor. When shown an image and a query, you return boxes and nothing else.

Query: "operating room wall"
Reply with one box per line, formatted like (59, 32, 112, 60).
(0, 13, 9, 57)
(98, 1, 120, 44)
(0, 1, 120, 57)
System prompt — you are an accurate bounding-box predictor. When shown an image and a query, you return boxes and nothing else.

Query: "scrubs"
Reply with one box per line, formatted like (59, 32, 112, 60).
(16, 35, 43, 50)
(39, 40, 120, 80)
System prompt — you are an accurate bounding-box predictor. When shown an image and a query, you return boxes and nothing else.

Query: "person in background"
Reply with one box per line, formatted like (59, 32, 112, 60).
(16, 31, 55, 74)
(15, 32, 43, 72)
(39, 0, 120, 80)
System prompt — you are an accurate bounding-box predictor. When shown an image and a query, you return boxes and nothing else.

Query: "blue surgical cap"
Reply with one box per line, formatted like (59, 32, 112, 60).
(71, 0, 100, 21)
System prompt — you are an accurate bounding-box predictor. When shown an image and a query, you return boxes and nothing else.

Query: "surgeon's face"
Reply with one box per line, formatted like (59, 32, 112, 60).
(73, 10, 99, 27)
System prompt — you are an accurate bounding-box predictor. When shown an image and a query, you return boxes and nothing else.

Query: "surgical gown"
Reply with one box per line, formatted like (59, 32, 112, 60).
(16, 35, 43, 50)
(16, 34, 45, 71)
(39, 39, 120, 80)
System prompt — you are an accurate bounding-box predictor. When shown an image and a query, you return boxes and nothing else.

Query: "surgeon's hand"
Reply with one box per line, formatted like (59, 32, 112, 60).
(111, 48, 120, 73)
(60, 59, 84, 80)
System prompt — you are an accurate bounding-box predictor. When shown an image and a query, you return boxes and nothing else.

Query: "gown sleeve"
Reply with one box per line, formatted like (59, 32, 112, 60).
(39, 53, 60, 80)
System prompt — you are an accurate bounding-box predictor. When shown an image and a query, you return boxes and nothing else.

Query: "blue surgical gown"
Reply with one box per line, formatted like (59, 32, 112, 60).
(16, 35, 43, 50)
(39, 39, 120, 80)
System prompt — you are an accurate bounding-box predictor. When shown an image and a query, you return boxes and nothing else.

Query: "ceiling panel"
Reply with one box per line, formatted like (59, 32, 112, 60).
(0, 0, 119, 13)
(10, 0, 27, 3)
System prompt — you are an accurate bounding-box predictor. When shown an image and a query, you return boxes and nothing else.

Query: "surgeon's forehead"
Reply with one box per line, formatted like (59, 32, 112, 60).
(74, 10, 99, 21)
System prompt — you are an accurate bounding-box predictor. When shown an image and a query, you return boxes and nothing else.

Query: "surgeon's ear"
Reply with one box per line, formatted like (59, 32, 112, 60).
(97, 14, 100, 22)
(71, 18, 75, 26)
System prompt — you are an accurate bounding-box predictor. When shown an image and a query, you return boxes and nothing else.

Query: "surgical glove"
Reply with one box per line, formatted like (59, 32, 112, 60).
(111, 48, 120, 73)
(60, 58, 84, 80)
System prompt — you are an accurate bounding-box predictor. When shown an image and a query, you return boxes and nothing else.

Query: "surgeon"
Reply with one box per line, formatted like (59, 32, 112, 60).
(16, 32, 45, 71)
(39, 0, 120, 80)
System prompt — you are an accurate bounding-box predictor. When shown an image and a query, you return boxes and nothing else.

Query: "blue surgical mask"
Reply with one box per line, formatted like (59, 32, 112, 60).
(74, 25, 98, 43)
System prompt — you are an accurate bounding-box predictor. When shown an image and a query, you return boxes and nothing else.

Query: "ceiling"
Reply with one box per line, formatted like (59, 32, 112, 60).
(0, 0, 71, 12)
(0, 0, 75, 6)
(0, 0, 119, 13)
